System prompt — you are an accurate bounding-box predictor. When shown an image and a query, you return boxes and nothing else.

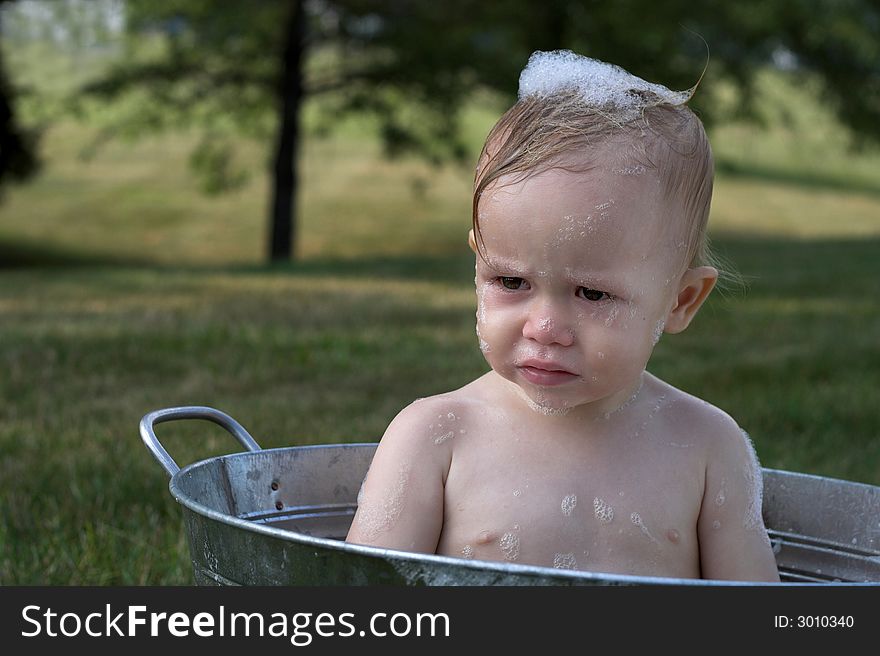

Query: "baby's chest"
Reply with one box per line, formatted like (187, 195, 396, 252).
(439, 450, 703, 574)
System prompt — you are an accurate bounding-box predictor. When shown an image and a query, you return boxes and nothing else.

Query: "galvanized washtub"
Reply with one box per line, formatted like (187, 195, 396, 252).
(141, 406, 880, 586)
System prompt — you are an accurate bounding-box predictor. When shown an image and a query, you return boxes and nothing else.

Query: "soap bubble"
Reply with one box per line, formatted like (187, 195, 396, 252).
(553, 553, 577, 570)
(593, 497, 614, 523)
(500, 532, 521, 561)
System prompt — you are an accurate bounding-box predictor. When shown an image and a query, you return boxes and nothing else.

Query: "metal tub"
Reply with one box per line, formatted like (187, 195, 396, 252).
(141, 406, 880, 586)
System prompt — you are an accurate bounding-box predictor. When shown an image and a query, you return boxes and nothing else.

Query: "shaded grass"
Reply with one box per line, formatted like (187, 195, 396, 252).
(0, 264, 483, 584)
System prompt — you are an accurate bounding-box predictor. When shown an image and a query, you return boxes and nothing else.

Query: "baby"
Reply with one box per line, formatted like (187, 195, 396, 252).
(346, 51, 780, 582)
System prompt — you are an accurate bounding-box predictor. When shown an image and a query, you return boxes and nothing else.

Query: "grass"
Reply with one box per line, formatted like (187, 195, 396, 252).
(1, 42, 879, 583)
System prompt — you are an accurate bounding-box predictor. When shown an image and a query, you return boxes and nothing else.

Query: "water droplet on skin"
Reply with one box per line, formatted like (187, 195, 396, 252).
(667, 529, 680, 544)
(612, 164, 646, 176)
(433, 430, 455, 445)
(476, 530, 493, 545)
(714, 482, 727, 507)
(561, 494, 577, 516)
(461, 545, 474, 559)
(712, 520, 721, 530)
(513, 489, 522, 498)
(597, 351, 605, 360)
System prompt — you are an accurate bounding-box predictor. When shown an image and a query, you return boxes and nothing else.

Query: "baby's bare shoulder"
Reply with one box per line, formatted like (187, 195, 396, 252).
(384, 380, 489, 450)
(652, 376, 745, 455)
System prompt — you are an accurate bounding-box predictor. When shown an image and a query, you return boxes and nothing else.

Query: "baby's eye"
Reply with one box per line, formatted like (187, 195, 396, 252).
(577, 287, 610, 302)
(499, 276, 527, 290)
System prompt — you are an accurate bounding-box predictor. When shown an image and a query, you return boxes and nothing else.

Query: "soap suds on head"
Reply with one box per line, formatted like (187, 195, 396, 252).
(518, 50, 692, 119)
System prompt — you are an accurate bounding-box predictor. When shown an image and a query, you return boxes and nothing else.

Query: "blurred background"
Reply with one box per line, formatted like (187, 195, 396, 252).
(1, 0, 878, 584)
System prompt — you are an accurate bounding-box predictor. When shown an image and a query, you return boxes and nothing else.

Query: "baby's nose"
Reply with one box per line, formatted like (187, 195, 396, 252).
(522, 307, 575, 346)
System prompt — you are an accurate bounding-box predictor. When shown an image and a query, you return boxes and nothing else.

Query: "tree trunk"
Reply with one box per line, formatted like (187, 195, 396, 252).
(268, 0, 305, 262)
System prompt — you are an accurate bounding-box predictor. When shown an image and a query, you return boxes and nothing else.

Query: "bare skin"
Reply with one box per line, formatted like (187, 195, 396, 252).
(347, 165, 780, 582)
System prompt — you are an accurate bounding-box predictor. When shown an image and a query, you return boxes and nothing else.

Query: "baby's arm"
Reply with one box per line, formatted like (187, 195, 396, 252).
(698, 421, 780, 582)
(346, 399, 453, 554)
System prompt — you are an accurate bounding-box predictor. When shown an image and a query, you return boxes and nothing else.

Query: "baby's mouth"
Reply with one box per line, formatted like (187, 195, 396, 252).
(516, 359, 579, 386)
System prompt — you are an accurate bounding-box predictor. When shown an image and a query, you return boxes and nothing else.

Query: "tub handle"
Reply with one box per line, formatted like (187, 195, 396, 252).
(140, 406, 262, 477)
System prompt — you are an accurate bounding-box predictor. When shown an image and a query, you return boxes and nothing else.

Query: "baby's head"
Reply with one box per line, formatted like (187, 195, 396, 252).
(473, 50, 714, 275)
(470, 51, 720, 416)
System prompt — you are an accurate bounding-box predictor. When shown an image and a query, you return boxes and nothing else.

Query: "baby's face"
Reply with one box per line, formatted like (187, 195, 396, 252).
(474, 164, 686, 416)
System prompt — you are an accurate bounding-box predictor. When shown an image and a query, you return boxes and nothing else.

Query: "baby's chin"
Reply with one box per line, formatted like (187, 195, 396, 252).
(510, 381, 575, 417)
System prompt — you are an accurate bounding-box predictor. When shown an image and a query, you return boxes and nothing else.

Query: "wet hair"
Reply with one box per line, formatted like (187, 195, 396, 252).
(472, 88, 719, 276)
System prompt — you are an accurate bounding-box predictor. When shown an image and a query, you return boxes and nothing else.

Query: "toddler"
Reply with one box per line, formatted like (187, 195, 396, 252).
(346, 50, 780, 581)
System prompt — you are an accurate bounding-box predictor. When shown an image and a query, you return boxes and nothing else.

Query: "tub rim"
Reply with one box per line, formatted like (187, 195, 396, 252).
(167, 442, 878, 587)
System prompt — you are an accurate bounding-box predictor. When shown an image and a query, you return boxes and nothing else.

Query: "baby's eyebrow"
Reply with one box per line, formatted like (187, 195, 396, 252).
(484, 256, 529, 275)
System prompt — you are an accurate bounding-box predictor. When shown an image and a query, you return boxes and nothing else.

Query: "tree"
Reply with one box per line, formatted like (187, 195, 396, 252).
(13, 0, 880, 260)
(0, 0, 40, 195)
(77, 0, 509, 261)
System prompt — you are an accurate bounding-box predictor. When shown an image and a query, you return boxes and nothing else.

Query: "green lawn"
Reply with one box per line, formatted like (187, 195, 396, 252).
(1, 54, 879, 583)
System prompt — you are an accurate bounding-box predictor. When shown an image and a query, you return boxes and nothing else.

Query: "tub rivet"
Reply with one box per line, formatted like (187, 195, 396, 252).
(275, 501, 283, 511)
(271, 481, 279, 491)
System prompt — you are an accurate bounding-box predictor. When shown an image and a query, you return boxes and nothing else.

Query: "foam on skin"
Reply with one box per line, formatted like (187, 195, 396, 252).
(353, 463, 412, 540)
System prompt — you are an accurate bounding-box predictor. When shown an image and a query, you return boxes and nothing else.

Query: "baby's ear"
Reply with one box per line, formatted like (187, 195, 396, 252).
(467, 229, 478, 254)
(664, 266, 718, 334)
